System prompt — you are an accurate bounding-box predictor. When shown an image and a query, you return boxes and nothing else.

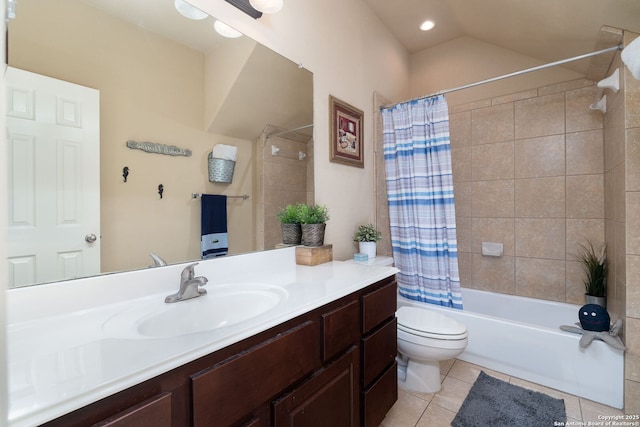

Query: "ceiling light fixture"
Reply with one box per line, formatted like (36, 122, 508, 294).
(214, 20, 243, 38)
(225, 0, 262, 19)
(174, 0, 208, 20)
(249, 0, 284, 14)
(420, 20, 435, 31)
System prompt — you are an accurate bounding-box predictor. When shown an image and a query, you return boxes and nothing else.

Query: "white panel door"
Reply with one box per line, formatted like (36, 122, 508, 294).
(6, 67, 100, 288)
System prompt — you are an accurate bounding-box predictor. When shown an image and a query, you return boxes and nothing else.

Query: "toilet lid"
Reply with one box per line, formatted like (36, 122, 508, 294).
(396, 306, 467, 336)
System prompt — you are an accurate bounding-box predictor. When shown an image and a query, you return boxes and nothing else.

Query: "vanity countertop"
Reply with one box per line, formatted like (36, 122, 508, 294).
(7, 247, 398, 427)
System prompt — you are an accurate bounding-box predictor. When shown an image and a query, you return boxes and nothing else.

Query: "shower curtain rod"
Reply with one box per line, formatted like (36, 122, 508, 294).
(382, 44, 622, 109)
(266, 124, 313, 139)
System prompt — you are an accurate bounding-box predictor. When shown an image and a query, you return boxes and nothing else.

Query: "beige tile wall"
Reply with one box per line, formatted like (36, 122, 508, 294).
(450, 78, 605, 304)
(447, 40, 640, 412)
(620, 31, 640, 414)
(255, 129, 313, 250)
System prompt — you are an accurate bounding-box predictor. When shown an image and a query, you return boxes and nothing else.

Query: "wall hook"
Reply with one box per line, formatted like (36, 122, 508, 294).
(158, 184, 164, 199)
(122, 166, 129, 182)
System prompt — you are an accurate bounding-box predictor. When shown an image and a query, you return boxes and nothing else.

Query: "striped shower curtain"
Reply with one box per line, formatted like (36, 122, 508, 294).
(381, 95, 462, 309)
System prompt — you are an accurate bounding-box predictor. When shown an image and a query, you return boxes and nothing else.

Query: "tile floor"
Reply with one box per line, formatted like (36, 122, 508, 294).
(380, 359, 625, 426)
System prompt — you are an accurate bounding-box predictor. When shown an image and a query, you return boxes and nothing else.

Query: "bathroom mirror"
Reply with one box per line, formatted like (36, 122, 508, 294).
(6, 0, 313, 288)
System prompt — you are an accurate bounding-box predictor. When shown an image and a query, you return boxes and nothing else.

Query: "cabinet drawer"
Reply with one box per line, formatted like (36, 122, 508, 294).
(362, 317, 397, 387)
(92, 393, 172, 427)
(191, 321, 317, 427)
(362, 361, 398, 427)
(361, 279, 397, 334)
(322, 300, 359, 361)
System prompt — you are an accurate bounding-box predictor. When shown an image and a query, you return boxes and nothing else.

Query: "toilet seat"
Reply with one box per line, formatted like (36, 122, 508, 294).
(397, 306, 468, 340)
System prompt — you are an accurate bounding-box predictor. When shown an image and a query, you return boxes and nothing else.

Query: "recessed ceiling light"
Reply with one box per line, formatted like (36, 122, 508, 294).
(175, 0, 208, 20)
(420, 20, 435, 31)
(214, 20, 243, 38)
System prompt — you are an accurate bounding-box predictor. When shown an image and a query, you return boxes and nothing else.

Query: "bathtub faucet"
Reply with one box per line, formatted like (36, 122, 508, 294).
(165, 262, 208, 303)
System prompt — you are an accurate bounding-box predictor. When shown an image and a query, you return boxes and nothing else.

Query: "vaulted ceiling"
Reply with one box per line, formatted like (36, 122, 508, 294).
(362, 0, 640, 75)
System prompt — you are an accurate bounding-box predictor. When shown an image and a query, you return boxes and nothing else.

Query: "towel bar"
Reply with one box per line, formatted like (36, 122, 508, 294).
(191, 193, 249, 200)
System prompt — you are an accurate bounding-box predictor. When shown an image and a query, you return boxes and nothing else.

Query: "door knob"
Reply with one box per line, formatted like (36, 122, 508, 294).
(85, 233, 97, 243)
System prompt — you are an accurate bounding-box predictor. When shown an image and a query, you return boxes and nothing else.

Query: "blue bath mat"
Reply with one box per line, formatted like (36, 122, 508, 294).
(452, 371, 566, 427)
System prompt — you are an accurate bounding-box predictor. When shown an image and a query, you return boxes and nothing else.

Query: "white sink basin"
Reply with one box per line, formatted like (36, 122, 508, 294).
(102, 283, 288, 339)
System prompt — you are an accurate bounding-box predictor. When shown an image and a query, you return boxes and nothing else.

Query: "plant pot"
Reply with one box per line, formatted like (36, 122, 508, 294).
(301, 223, 326, 247)
(281, 223, 302, 245)
(358, 241, 377, 258)
(585, 294, 606, 308)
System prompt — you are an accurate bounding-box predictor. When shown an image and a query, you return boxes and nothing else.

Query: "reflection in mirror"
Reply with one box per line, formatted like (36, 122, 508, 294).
(6, 0, 313, 288)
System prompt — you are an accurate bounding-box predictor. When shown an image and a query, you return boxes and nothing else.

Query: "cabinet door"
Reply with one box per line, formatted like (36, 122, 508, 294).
(92, 393, 172, 427)
(273, 347, 360, 427)
(362, 362, 398, 427)
(191, 321, 317, 427)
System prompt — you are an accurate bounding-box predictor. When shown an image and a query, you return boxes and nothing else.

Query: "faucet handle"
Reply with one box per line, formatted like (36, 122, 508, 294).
(181, 262, 199, 281)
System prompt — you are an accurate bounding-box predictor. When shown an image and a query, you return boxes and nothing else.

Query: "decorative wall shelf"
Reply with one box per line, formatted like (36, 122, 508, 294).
(126, 140, 192, 157)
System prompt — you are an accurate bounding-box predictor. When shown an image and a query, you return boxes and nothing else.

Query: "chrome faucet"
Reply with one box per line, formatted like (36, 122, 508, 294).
(149, 253, 168, 267)
(165, 262, 208, 303)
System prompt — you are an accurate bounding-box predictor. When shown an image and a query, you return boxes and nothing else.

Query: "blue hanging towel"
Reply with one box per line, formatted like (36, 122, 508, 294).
(201, 194, 228, 258)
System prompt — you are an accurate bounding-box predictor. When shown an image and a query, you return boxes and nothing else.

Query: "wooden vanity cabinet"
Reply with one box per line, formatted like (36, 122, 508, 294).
(361, 279, 398, 427)
(191, 321, 319, 427)
(271, 298, 362, 427)
(40, 277, 397, 427)
(272, 346, 360, 426)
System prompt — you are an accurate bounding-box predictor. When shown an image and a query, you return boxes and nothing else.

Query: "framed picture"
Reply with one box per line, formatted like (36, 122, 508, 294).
(329, 95, 364, 168)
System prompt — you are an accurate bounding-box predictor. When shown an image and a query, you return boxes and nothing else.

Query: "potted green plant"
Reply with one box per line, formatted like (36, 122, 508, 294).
(276, 203, 305, 245)
(576, 240, 608, 307)
(299, 204, 329, 247)
(354, 224, 382, 258)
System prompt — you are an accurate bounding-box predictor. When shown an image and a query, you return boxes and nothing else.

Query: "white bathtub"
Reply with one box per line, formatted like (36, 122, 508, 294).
(398, 287, 625, 409)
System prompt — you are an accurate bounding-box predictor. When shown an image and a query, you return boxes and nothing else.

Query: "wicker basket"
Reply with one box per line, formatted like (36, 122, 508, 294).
(208, 154, 235, 183)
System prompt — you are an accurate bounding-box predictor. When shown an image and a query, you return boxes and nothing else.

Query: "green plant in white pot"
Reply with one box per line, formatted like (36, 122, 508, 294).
(354, 224, 382, 258)
(576, 240, 608, 307)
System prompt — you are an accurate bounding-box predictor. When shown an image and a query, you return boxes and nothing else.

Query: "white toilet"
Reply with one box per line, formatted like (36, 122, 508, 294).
(396, 306, 468, 393)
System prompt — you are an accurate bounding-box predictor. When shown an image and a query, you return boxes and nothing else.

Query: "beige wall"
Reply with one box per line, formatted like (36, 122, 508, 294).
(9, 0, 256, 272)
(205, 36, 256, 128)
(410, 37, 585, 107)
